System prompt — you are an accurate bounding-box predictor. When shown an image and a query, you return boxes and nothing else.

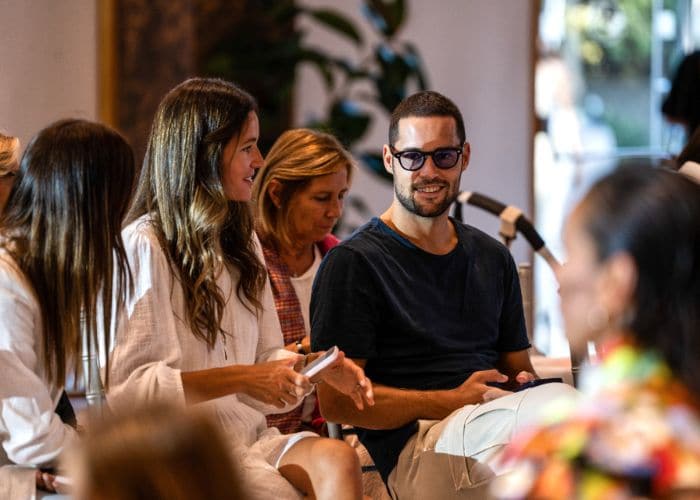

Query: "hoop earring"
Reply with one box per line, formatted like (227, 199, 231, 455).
(586, 304, 611, 332)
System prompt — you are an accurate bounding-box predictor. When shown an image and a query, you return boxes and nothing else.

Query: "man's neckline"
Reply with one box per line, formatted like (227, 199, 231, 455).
(376, 216, 459, 256)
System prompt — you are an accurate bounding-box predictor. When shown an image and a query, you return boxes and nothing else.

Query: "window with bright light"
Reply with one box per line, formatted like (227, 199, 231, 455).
(534, 0, 700, 356)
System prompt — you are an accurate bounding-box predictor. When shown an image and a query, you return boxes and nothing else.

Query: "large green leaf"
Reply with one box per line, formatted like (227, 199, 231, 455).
(310, 100, 371, 147)
(363, 0, 405, 38)
(303, 8, 363, 46)
(329, 100, 372, 146)
(359, 152, 393, 183)
(331, 57, 372, 80)
(403, 42, 429, 90)
(298, 47, 337, 89)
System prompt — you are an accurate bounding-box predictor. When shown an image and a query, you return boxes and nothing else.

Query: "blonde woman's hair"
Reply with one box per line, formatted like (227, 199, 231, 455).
(0, 133, 19, 176)
(253, 128, 354, 249)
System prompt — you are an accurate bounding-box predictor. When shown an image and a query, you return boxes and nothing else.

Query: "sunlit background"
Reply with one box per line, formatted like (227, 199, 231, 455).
(533, 0, 700, 356)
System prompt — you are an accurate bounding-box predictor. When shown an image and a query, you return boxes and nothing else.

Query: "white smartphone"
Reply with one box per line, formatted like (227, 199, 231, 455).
(53, 474, 74, 487)
(300, 346, 339, 377)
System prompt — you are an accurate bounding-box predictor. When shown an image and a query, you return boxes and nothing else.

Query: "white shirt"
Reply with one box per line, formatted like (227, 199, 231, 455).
(289, 246, 322, 335)
(106, 217, 299, 447)
(0, 248, 77, 468)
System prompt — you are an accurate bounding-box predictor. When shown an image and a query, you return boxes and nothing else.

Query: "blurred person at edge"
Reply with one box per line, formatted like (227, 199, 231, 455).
(493, 166, 700, 499)
(674, 126, 700, 183)
(0, 132, 20, 211)
(662, 51, 700, 141)
(66, 404, 246, 500)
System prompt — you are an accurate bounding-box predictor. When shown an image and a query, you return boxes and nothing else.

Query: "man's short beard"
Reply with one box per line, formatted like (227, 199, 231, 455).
(395, 183, 459, 218)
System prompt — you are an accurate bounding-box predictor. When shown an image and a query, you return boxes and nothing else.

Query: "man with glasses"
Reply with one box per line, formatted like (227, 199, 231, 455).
(311, 91, 578, 498)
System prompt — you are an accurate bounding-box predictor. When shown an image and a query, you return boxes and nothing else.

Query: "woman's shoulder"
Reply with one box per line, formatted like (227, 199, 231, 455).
(122, 216, 173, 276)
(123, 216, 168, 257)
(123, 215, 158, 243)
(0, 246, 31, 294)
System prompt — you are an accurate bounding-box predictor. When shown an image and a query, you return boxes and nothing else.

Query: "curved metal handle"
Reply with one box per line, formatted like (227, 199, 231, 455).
(455, 191, 561, 271)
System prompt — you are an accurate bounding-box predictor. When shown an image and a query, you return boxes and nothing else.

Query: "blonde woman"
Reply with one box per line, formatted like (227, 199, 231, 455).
(253, 128, 353, 434)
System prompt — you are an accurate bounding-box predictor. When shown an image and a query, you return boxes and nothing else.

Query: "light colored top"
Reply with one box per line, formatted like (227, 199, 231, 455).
(0, 248, 77, 468)
(106, 216, 298, 449)
(289, 246, 322, 335)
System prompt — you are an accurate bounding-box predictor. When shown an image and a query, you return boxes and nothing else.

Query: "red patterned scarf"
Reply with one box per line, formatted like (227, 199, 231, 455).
(262, 234, 338, 434)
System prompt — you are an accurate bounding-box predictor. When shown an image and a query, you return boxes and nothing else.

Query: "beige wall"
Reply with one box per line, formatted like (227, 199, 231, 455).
(0, 0, 534, 261)
(296, 0, 535, 262)
(0, 1, 98, 149)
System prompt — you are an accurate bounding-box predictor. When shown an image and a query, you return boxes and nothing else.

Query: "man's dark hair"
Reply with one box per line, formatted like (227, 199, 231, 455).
(388, 90, 466, 146)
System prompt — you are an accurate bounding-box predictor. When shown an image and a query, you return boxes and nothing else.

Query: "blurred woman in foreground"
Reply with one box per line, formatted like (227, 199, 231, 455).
(69, 404, 243, 500)
(495, 166, 700, 499)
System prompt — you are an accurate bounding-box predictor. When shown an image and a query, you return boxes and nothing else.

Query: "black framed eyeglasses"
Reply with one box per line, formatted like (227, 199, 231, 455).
(390, 146, 463, 171)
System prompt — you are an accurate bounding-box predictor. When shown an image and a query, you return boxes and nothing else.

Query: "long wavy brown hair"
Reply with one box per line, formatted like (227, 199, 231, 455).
(128, 78, 266, 348)
(0, 119, 135, 386)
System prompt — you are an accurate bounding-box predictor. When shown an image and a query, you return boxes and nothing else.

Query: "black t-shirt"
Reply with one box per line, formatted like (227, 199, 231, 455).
(311, 217, 529, 481)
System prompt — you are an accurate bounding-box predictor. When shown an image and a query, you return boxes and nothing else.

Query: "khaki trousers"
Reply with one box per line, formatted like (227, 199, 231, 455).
(387, 383, 580, 499)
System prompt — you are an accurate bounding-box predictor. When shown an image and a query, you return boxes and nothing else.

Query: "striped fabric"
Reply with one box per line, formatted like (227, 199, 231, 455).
(262, 235, 338, 434)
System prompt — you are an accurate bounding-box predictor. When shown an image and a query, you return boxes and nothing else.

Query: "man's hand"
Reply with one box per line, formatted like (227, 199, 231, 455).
(450, 369, 509, 406)
(314, 350, 374, 410)
(514, 370, 536, 386)
(482, 370, 538, 401)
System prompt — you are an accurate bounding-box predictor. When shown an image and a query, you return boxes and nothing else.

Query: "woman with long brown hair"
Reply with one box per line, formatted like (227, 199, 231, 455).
(106, 78, 373, 499)
(0, 119, 135, 496)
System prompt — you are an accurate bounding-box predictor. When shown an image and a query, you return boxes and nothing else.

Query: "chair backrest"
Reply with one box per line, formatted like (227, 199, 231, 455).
(453, 191, 585, 386)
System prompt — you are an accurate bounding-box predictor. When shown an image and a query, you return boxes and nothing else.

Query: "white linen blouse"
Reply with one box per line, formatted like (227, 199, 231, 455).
(106, 217, 309, 499)
(0, 248, 77, 468)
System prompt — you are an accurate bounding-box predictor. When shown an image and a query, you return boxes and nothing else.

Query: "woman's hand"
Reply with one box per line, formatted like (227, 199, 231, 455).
(36, 469, 71, 494)
(240, 357, 312, 408)
(36, 469, 57, 493)
(284, 335, 311, 355)
(313, 350, 374, 410)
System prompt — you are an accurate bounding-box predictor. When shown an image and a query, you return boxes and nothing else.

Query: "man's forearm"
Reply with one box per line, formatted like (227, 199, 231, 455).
(318, 381, 470, 430)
